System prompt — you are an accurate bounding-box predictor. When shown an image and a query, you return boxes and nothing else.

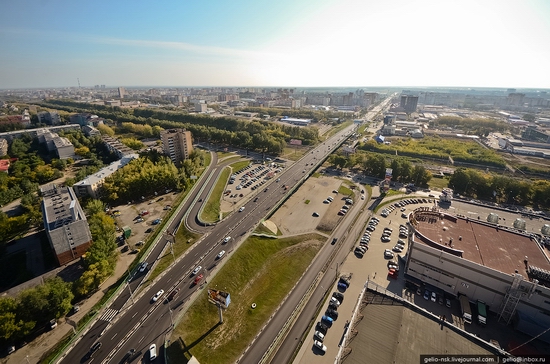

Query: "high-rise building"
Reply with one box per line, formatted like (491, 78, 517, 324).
(400, 95, 419, 113)
(161, 129, 193, 165)
(118, 87, 126, 99)
(41, 184, 93, 265)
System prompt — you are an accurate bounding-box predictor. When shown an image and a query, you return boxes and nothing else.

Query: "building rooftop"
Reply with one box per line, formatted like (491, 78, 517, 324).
(345, 290, 494, 364)
(74, 154, 138, 187)
(41, 184, 85, 231)
(412, 212, 550, 278)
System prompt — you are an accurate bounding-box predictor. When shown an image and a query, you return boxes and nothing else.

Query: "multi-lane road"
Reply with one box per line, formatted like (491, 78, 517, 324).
(60, 97, 392, 364)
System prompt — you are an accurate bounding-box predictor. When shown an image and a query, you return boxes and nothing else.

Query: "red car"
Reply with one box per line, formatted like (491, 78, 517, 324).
(140, 210, 149, 216)
(193, 274, 204, 285)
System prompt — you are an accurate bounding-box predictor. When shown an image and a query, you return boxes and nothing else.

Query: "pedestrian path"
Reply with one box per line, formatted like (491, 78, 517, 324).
(99, 308, 118, 322)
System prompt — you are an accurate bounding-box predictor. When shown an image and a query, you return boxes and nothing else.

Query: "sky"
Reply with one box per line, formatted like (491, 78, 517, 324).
(1, 0, 550, 89)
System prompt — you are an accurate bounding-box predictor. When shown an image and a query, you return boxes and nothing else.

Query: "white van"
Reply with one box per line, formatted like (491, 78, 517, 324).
(149, 344, 157, 360)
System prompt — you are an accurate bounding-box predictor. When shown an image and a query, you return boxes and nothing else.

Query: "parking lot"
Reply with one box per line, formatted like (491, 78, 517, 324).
(110, 191, 178, 252)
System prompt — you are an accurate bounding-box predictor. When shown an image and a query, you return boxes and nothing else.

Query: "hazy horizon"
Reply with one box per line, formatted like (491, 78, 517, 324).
(2, 0, 550, 89)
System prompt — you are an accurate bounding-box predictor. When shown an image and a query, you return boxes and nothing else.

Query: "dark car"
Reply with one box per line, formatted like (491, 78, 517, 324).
(339, 277, 350, 287)
(331, 237, 338, 245)
(328, 302, 338, 311)
(167, 288, 180, 301)
(326, 309, 339, 320)
(332, 292, 344, 303)
(121, 348, 136, 363)
(89, 342, 102, 356)
(316, 321, 328, 334)
(145, 228, 153, 233)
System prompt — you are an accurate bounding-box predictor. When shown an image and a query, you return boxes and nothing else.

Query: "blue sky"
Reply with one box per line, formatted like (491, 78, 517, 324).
(1, 0, 550, 89)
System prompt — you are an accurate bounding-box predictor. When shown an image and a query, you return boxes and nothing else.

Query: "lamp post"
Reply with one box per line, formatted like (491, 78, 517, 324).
(126, 281, 135, 304)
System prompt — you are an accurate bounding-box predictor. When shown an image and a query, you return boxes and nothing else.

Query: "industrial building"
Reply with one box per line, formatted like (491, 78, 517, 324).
(41, 184, 93, 265)
(405, 208, 550, 343)
(160, 128, 193, 165)
(279, 116, 312, 126)
(73, 154, 139, 199)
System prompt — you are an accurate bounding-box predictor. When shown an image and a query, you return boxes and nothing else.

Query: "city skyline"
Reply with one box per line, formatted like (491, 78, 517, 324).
(1, 0, 550, 89)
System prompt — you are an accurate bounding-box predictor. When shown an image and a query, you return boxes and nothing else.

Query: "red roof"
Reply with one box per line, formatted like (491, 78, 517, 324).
(0, 159, 10, 172)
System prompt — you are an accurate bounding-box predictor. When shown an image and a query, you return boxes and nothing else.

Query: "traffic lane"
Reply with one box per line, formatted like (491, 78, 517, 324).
(269, 196, 368, 364)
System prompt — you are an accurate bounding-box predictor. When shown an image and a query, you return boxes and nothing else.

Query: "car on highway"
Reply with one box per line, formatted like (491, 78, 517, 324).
(192, 266, 202, 276)
(223, 236, 231, 244)
(239, 206, 245, 212)
(121, 348, 136, 363)
(139, 262, 148, 273)
(314, 340, 327, 353)
(86, 342, 102, 358)
(193, 274, 204, 285)
(167, 288, 180, 301)
(152, 289, 164, 302)
(331, 237, 338, 245)
(217, 250, 226, 259)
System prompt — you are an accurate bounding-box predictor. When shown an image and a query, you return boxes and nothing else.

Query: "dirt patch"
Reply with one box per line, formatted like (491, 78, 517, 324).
(270, 176, 343, 236)
(261, 220, 278, 234)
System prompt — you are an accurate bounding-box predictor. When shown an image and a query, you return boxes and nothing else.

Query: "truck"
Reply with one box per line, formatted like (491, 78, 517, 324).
(477, 300, 487, 325)
(459, 294, 472, 324)
(122, 226, 131, 239)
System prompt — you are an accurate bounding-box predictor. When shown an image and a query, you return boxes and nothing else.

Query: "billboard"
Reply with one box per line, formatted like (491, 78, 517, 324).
(290, 139, 302, 146)
(207, 289, 231, 309)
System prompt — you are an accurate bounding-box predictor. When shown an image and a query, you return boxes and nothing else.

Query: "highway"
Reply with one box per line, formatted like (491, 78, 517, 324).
(60, 96, 392, 364)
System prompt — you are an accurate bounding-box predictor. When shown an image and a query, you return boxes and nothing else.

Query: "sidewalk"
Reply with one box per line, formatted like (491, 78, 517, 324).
(3, 252, 136, 364)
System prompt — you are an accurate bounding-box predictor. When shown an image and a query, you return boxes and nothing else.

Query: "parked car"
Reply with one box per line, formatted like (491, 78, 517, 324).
(312, 212, 320, 217)
(314, 340, 327, 353)
(431, 292, 437, 302)
(332, 292, 344, 303)
(326, 309, 339, 320)
(321, 315, 334, 327)
(316, 322, 328, 334)
(446, 298, 452, 308)
(424, 290, 430, 300)
(314, 331, 325, 341)
(384, 249, 394, 259)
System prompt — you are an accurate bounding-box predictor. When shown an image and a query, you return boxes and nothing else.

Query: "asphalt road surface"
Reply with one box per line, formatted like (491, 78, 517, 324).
(60, 98, 391, 364)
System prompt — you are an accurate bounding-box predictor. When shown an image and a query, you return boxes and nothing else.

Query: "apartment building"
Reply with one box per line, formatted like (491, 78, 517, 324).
(161, 128, 193, 165)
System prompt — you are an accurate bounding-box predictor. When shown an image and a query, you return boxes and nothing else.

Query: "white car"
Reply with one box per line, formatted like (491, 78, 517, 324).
(330, 297, 341, 306)
(139, 262, 149, 273)
(361, 195, 365, 200)
(314, 331, 325, 341)
(192, 266, 202, 275)
(152, 289, 164, 302)
(314, 340, 327, 353)
(384, 250, 394, 259)
(217, 250, 225, 259)
(239, 206, 245, 212)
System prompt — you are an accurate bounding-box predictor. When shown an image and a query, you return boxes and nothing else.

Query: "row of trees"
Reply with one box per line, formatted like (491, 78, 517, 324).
(36, 100, 320, 150)
(449, 168, 550, 209)
(358, 136, 507, 168)
(101, 151, 206, 203)
(432, 116, 509, 137)
(74, 200, 117, 296)
(328, 151, 432, 186)
(240, 106, 345, 122)
(0, 277, 73, 342)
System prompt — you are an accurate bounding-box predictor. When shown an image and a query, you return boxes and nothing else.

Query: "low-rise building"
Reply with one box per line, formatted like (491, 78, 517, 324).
(73, 154, 139, 199)
(41, 184, 93, 265)
(102, 136, 135, 158)
(0, 138, 8, 156)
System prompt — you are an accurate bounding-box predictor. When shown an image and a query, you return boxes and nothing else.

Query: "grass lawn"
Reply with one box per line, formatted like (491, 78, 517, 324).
(338, 184, 353, 197)
(200, 167, 231, 222)
(229, 160, 250, 173)
(326, 120, 353, 137)
(281, 146, 308, 161)
(167, 233, 324, 364)
(428, 176, 449, 190)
